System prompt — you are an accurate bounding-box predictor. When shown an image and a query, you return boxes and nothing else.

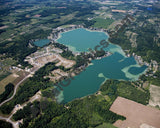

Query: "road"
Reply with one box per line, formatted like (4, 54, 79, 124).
(0, 91, 41, 128)
(0, 75, 29, 107)
(0, 67, 38, 107)
(0, 67, 39, 128)
(0, 116, 19, 128)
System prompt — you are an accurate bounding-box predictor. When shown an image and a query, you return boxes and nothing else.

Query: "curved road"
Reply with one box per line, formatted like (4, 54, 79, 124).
(0, 68, 38, 107)
(0, 116, 18, 128)
(0, 67, 39, 128)
(0, 75, 29, 107)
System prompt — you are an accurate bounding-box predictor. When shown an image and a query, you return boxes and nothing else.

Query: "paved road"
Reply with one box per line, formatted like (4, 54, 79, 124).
(0, 75, 30, 128)
(0, 67, 39, 128)
(0, 75, 29, 107)
(0, 116, 18, 128)
(0, 68, 38, 107)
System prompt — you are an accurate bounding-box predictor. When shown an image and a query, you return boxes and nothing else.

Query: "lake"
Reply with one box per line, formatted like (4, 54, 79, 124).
(56, 28, 147, 103)
(33, 39, 50, 47)
(57, 28, 108, 52)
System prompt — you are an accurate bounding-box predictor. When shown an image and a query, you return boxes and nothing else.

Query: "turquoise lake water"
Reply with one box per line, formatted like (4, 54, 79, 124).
(56, 28, 147, 103)
(57, 28, 108, 52)
(33, 39, 50, 47)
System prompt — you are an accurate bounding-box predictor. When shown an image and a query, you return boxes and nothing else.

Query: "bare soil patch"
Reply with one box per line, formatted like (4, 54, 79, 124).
(112, 10, 126, 13)
(110, 97, 160, 128)
(0, 26, 8, 29)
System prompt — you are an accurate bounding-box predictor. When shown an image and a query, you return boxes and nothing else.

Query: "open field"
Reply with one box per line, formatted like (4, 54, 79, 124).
(110, 97, 160, 128)
(111, 10, 126, 13)
(12, 71, 30, 85)
(0, 74, 18, 94)
(0, 72, 11, 82)
(0, 69, 30, 95)
(95, 123, 117, 128)
(149, 85, 160, 108)
(95, 0, 121, 5)
(92, 18, 114, 29)
(0, 58, 17, 82)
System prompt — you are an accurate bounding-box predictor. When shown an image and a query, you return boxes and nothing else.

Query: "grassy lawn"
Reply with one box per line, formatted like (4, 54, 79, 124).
(0, 58, 17, 94)
(0, 72, 11, 81)
(95, 123, 117, 128)
(0, 73, 18, 94)
(92, 18, 114, 29)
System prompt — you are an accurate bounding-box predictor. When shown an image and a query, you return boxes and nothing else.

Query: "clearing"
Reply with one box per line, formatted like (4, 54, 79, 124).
(0, 74, 18, 94)
(149, 84, 160, 108)
(110, 96, 160, 128)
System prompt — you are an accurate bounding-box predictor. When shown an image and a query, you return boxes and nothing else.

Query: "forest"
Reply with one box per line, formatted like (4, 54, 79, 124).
(100, 80, 150, 105)
(0, 83, 14, 103)
(0, 29, 51, 68)
(0, 120, 12, 128)
(11, 79, 150, 128)
(109, 14, 160, 63)
(0, 62, 58, 114)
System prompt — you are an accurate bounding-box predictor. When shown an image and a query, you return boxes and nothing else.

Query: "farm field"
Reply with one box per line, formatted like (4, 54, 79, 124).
(110, 97, 160, 128)
(0, 69, 30, 95)
(0, 74, 18, 94)
(92, 18, 114, 29)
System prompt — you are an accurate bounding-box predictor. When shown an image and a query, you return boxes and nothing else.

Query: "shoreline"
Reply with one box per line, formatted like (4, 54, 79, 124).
(52, 25, 150, 72)
(52, 25, 149, 75)
(54, 26, 110, 54)
(54, 25, 109, 44)
(50, 25, 152, 104)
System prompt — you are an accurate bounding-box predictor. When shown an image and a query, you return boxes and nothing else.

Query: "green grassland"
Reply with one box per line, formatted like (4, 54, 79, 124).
(0, 72, 11, 82)
(0, 58, 16, 93)
(95, 123, 117, 128)
(92, 18, 114, 29)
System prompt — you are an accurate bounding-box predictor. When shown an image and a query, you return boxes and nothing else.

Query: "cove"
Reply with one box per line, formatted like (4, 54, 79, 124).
(56, 28, 148, 103)
(33, 39, 50, 47)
